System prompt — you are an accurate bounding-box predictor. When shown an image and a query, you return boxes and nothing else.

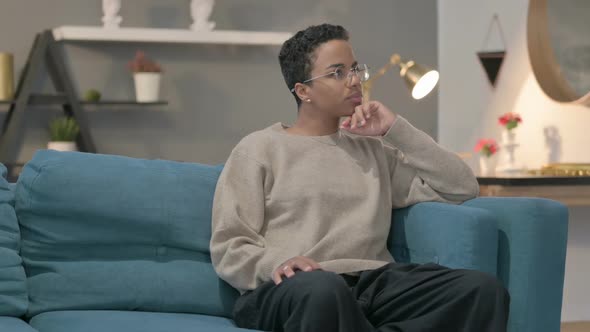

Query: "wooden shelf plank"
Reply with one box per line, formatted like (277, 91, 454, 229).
(52, 26, 292, 46)
(0, 94, 167, 106)
(81, 100, 168, 105)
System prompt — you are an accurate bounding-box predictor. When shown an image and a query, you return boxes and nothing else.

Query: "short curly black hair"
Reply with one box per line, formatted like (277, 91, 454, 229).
(278, 24, 349, 107)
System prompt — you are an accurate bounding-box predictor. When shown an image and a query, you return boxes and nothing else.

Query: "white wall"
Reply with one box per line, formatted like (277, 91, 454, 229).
(438, 0, 590, 322)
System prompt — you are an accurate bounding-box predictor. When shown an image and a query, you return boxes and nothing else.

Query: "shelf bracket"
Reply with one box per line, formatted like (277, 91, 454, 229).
(0, 30, 96, 163)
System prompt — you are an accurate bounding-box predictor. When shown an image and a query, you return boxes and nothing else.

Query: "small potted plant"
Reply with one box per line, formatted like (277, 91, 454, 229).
(48, 116, 80, 152)
(128, 50, 162, 102)
(84, 88, 102, 102)
(474, 138, 500, 176)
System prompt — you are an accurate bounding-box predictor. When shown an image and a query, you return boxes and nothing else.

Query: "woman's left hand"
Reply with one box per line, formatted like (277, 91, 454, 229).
(340, 100, 397, 136)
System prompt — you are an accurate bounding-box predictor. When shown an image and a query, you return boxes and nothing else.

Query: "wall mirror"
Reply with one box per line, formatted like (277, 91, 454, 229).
(528, 0, 590, 106)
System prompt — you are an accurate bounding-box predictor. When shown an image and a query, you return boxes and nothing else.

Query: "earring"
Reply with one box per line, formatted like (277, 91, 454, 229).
(306, 99, 311, 102)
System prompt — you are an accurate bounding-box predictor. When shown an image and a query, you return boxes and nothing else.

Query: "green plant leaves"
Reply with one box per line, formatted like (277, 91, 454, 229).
(49, 117, 80, 141)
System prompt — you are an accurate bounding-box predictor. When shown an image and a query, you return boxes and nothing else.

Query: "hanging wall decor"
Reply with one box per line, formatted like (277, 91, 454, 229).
(477, 14, 507, 87)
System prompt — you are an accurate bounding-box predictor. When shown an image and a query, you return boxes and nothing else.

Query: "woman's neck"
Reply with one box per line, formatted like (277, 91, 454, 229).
(286, 107, 340, 136)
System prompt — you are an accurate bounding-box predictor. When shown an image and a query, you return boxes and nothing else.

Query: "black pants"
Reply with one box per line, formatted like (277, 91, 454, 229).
(233, 263, 510, 332)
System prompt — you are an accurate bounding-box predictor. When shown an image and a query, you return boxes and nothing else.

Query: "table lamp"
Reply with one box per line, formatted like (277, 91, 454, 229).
(362, 54, 439, 104)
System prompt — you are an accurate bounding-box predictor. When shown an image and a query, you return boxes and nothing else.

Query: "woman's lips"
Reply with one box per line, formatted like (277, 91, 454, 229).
(348, 93, 362, 104)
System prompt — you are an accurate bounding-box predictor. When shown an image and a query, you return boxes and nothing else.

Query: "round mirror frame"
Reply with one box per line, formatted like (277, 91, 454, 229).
(527, 0, 590, 106)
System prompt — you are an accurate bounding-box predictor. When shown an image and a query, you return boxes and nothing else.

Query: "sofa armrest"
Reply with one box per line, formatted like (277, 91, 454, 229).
(388, 202, 498, 276)
(463, 197, 568, 332)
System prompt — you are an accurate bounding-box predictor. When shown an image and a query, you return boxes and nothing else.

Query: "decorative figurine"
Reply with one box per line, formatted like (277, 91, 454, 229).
(102, 0, 122, 28)
(190, 0, 216, 32)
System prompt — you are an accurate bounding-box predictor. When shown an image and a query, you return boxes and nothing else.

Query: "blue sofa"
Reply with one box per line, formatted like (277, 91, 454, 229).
(0, 150, 568, 332)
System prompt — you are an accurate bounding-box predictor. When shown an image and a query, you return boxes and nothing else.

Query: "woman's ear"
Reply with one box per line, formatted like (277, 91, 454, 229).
(294, 83, 310, 103)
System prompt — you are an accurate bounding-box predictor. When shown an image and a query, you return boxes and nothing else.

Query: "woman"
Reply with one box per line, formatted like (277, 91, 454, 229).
(210, 23, 509, 332)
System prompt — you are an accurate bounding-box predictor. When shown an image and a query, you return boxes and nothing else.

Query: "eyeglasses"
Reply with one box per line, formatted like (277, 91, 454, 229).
(290, 64, 370, 92)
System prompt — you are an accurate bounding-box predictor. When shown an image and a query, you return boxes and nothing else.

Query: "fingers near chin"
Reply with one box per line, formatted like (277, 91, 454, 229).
(369, 102, 379, 112)
(355, 109, 365, 123)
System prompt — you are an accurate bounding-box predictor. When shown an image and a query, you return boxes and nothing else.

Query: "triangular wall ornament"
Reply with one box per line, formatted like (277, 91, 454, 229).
(477, 14, 507, 87)
(477, 51, 505, 86)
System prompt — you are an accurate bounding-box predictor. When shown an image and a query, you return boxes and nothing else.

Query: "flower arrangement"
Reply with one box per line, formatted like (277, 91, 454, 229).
(498, 112, 522, 130)
(474, 138, 499, 157)
(128, 50, 162, 73)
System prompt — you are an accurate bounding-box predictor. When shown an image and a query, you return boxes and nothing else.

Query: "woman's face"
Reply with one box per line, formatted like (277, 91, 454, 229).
(305, 40, 363, 118)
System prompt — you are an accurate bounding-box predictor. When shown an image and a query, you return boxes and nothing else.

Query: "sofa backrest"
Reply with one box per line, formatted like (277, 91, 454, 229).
(15, 150, 238, 318)
(0, 164, 28, 316)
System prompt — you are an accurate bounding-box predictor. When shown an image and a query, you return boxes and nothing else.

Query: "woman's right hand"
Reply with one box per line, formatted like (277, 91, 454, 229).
(272, 256, 322, 285)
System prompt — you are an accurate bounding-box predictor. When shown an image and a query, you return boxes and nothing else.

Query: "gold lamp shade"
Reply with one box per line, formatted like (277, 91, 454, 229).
(399, 60, 440, 100)
(362, 53, 439, 103)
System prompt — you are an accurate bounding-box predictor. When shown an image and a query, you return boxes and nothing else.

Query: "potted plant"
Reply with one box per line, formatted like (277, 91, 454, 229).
(474, 138, 500, 176)
(48, 116, 80, 152)
(128, 50, 162, 102)
(84, 88, 102, 102)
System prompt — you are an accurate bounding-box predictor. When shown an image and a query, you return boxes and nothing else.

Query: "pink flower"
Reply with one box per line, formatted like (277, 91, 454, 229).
(498, 112, 522, 130)
(474, 139, 500, 157)
(128, 50, 162, 73)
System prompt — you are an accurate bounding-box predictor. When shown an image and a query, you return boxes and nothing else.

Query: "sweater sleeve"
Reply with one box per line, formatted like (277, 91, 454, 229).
(381, 116, 479, 208)
(210, 150, 277, 293)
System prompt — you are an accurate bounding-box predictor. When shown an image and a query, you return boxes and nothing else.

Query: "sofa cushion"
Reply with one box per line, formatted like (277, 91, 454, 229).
(15, 150, 238, 317)
(0, 316, 38, 332)
(29, 310, 259, 332)
(0, 164, 28, 316)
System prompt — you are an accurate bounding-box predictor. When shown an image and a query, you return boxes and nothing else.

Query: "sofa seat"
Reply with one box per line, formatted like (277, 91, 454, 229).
(29, 310, 260, 332)
(0, 316, 38, 332)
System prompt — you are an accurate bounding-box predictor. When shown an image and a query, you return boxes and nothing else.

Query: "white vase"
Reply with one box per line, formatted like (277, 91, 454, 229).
(47, 141, 77, 152)
(502, 129, 516, 145)
(133, 72, 161, 103)
(498, 129, 524, 173)
(479, 154, 498, 176)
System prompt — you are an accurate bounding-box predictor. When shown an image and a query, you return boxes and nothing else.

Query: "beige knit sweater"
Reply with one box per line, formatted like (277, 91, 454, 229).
(210, 116, 479, 293)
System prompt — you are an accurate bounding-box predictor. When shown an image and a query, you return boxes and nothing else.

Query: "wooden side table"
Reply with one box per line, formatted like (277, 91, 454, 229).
(477, 175, 590, 206)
